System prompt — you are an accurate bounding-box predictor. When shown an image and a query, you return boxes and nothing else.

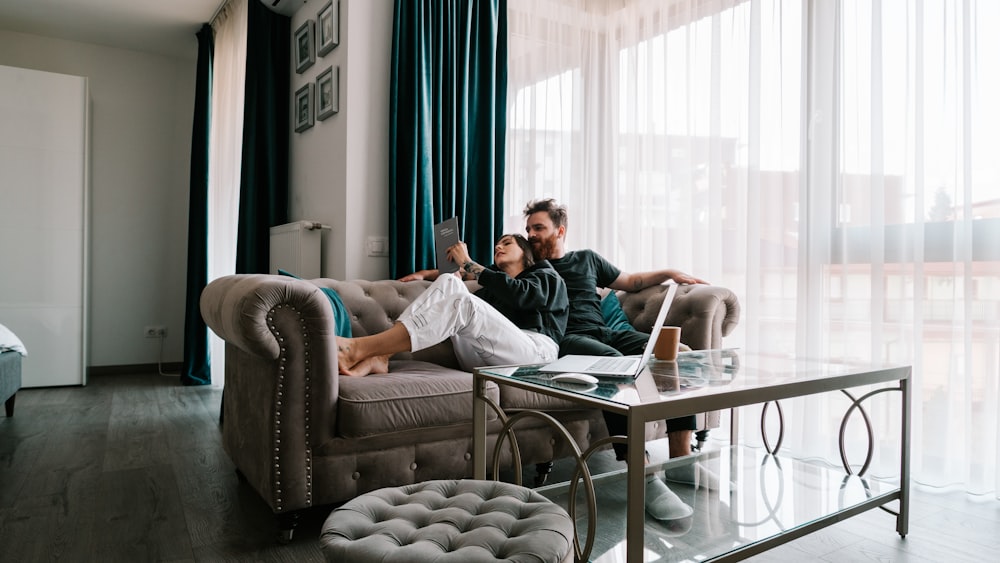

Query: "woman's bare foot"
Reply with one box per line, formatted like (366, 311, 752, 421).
(369, 354, 390, 374)
(340, 355, 390, 377)
(336, 337, 361, 373)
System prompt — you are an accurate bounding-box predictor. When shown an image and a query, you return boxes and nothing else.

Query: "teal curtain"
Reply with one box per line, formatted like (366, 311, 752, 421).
(181, 23, 214, 387)
(236, 0, 290, 274)
(389, 0, 508, 278)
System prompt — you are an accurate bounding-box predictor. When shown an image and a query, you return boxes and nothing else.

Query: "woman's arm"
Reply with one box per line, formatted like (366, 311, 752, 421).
(478, 265, 563, 310)
(398, 269, 440, 282)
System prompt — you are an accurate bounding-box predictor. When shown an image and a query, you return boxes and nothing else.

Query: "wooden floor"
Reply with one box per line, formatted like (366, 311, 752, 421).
(1, 373, 998, 562)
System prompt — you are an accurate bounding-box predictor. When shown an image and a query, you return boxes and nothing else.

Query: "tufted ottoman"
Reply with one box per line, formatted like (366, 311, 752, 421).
(320, 479, 575, 562)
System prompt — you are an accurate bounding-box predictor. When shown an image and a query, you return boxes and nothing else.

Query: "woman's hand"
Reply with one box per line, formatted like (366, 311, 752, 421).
(446, 241, 472, 268)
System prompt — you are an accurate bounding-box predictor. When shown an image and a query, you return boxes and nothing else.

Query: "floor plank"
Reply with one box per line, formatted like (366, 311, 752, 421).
(1, 373, 998, 562)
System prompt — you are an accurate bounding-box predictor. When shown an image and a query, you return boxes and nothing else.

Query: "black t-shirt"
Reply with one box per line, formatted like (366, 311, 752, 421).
(546, 250, 621, 334)
(474, 260, 569, 343)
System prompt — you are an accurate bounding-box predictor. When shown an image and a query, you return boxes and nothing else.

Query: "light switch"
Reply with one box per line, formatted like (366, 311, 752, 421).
(367, 236, 389, 257)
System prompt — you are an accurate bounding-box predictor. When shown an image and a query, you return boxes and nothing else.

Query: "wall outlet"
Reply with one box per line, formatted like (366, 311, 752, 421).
(144, 325, 167, 338)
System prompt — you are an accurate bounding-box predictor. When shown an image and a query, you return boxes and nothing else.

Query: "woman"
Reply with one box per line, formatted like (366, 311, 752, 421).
(337, 234, 568, 375)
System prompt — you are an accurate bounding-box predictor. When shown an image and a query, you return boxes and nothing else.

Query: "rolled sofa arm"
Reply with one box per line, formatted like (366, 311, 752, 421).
(200, 274, 340, 514)
(616, 284, 741, 350)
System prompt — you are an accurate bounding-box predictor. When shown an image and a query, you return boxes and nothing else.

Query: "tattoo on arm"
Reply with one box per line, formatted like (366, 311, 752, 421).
(631, 275, 644, 291)
(463, 261, 485, 279)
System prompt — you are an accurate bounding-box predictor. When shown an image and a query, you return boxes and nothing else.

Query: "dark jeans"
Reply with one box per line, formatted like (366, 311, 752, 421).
(559, 327, 697, 461)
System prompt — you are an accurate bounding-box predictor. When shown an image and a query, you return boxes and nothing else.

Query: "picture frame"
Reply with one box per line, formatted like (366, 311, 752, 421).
(294, 20, 315, 74)
(294, 83, 315, 132)
(316, 66, 338, 120)
(317, 1, 339, 57)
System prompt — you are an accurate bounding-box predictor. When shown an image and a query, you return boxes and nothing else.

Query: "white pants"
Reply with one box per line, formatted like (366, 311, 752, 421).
(399, 275, 559, 371)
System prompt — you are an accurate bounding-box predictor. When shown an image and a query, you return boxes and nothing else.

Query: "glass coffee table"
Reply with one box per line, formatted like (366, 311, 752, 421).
(472, 349, 911, 562)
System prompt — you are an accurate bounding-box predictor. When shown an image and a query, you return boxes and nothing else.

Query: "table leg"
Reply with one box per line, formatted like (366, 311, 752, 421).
(473, 372, 487, 480)
(626, 412, 646, 562)
(898, 375, 911, 537)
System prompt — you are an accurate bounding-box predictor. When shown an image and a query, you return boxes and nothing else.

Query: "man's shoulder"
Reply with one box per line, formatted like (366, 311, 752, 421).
(559, 249, 601, 261)
(567, 248, 614, 266)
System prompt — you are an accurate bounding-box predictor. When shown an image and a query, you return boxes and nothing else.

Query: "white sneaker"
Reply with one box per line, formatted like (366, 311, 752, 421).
(664, 462, 722, 491)
(644, 476, 693, 520)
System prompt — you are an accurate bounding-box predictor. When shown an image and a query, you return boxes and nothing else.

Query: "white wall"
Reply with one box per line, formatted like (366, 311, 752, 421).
(0, 0, 392, 369)
(289, 0, 392, 280)
(0, 30, 194, 369)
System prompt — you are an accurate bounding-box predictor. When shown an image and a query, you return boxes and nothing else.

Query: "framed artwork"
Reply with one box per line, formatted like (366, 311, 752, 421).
(317, 1, 339, 56)
(294, 20, 316, 74)
(294, 83, 315, 132)
(316, 66, 338, 120)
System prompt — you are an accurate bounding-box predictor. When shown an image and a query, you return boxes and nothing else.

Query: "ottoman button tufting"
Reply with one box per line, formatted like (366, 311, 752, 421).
(320, 479, 574, 563)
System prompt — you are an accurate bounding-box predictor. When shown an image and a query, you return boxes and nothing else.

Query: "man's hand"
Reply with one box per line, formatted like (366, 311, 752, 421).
(610, 268, 709, 292)
(398, 269, 439, 282)
(668, 270, 709, 285)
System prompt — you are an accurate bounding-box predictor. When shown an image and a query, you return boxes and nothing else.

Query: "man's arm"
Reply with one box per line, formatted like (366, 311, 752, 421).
(397, 269, 441, 282)
(608, 269, 709, 292)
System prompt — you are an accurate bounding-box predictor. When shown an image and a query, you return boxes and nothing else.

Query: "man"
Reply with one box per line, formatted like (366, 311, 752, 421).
(523, 198, 718, 521)
(402, 200, 717, 519)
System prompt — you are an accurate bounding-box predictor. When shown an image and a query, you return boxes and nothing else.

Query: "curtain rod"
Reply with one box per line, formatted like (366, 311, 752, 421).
(209, 0, 232, 27)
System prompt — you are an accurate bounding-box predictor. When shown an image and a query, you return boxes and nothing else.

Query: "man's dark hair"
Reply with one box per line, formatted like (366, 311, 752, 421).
(522, 198, 568, 229)
(501, 233, 536, 269)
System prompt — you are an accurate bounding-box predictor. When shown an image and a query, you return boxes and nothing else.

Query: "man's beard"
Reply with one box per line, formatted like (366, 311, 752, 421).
(530, 234, 559, 260)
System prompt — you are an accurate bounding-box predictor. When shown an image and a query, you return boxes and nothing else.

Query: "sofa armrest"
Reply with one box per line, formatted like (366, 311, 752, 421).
(200, 273, 340, 442)
(616, 284, 740, 350)
(201, 274, 343, 514)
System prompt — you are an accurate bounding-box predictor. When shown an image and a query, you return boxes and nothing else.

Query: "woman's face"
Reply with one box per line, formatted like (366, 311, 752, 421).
(494, 235, 525, 269)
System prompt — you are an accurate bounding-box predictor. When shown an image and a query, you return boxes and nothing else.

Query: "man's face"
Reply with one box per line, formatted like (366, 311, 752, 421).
(524, 211, 561, 260)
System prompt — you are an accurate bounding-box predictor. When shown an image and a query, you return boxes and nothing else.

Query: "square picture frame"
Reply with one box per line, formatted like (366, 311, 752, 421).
(294, 83, 315, 133)
(317, 1, 339, 56)
(316, 66, 339, 120)
(294, 20, 316, 74)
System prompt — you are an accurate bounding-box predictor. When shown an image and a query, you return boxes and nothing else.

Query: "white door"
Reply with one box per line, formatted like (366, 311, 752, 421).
(0, 65, 89, 387)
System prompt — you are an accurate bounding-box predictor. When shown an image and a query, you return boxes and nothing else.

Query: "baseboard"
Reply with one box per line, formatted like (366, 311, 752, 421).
(87, 363, 183, 376)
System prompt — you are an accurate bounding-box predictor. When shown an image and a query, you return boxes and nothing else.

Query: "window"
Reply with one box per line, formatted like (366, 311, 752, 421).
(507, 0, 1000, 494)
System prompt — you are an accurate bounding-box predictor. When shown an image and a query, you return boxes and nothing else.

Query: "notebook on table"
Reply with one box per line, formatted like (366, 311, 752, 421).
(539, 281, 678, 378)
(434, 216, 460, 273)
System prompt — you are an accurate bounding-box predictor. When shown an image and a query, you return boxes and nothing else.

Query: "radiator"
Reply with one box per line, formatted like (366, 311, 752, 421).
(269, 221, 326, 279)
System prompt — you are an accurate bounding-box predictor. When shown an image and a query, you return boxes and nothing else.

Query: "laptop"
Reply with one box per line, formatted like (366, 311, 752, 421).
(539, 281, 679, 378)
(434, 216, 460, 273)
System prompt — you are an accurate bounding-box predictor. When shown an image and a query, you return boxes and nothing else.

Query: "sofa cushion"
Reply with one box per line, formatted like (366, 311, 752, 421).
(601, 291, 635, 332)
(278, 269, 353, 337)
(499, 383, 594, 411)
(336, 360, 500, 439)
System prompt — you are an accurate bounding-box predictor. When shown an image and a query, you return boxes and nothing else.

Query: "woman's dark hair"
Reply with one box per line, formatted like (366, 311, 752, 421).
(499, 233, 535, 269)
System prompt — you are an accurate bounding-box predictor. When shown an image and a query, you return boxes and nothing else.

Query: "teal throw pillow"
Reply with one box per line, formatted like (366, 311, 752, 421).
(278, 269, 352, 337)
(601, 291, 635, 332)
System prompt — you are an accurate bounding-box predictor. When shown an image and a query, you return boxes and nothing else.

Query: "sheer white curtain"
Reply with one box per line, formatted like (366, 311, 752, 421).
(207, 0, 247, 385)
(506, 0, 1000, 496)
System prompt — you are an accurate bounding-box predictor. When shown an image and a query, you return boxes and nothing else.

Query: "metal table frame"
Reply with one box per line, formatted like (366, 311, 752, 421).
(473, 350, 910, 562)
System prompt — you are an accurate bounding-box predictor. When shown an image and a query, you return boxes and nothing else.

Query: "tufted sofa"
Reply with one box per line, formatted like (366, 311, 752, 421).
(200, 274, 740, 540)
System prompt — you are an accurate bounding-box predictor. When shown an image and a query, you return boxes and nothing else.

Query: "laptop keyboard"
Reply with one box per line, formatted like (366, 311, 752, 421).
(587, 357, 636, 372)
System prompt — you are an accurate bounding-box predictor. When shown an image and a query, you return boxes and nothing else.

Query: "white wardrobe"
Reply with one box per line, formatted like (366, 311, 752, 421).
(0, 65, 89, 387)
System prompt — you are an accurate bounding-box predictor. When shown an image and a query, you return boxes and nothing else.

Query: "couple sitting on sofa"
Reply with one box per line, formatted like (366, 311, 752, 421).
(334, 198, 718, 521)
